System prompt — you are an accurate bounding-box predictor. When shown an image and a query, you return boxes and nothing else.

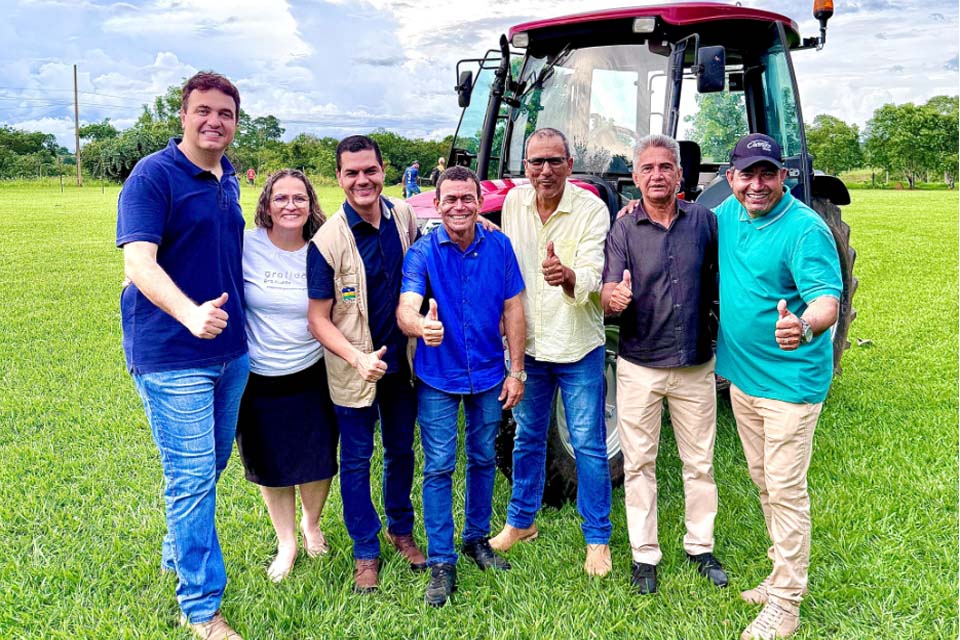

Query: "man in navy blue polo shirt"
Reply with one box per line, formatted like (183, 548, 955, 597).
(117, 71, 247, 639)
(397, 165, 526, 607)
(601, 134, 725, 598)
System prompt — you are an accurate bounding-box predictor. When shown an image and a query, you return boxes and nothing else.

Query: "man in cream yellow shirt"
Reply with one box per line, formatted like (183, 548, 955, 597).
(490, 128, 613, 576)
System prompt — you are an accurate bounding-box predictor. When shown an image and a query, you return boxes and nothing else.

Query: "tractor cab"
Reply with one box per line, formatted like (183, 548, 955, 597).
(409, 1, 847, 231)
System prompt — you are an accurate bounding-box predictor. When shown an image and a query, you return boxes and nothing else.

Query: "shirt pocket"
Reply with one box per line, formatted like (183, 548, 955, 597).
(553, 239, 578, 266)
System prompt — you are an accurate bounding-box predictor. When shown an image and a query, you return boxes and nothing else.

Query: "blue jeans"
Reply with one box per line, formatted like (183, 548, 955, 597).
(507, 346, 612, 543)
(418, 382, 502, 566)
(335, 368, 417, 559)
(132, 353, 249, 624)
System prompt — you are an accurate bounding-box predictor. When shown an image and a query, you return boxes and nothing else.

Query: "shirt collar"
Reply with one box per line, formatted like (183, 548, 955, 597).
(168, 137, 236, 178)
(633, 197, 686, 225)
(522, 180, 574, 217)
(740, 189, 794, 229)
(344, 196, 394, 229)
(437, 222, 485, 251)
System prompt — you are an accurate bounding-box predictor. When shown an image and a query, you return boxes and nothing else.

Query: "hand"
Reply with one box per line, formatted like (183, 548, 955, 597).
(421, 298, 444, 347)
(478, 215, 500, 232)
(616, 199, 640, 220)
(774, 299, 803, 351)
(609, 270, 633, 313)
(354, 346, 389, 381)
(542, 241, 567, 287)
(499, 376, 524, 410)
(184, 292, 229, 339)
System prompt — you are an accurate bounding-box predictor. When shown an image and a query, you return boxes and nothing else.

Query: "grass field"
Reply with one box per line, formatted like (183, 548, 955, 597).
(0, 182, 956, 639)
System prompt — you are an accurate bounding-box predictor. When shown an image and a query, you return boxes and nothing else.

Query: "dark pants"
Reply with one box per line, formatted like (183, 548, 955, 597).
(334, 368, 418, 559)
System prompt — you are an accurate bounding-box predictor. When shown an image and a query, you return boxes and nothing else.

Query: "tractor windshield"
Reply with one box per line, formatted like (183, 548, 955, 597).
(505, 44, 674, 176)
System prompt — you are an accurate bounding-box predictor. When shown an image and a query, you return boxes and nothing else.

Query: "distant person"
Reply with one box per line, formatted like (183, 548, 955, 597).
(715, 133, 841, 640)
(491, 127, 613, 576)
(403, 160, 421, 197)
(117, 71, 247, 639)
(601, 134, 726, 596)
(246, 167, 256, 187)
(397, 165, 526, 607)
(235, 169, 337, 583)
(428, 157, 446, 186)
(307, 135, 426, 593)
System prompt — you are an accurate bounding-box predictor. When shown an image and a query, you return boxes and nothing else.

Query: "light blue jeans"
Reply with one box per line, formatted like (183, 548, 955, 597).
(133, 353, 249, 624)
(418, 382, 502, 566)
(507, 346, 612, 543)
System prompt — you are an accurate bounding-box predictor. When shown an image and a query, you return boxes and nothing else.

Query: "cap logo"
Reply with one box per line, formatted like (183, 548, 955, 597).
(746, 140, 773, 152)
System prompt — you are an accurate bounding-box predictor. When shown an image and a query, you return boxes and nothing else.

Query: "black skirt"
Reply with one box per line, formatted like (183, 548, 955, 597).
(236, 358, 338, 487)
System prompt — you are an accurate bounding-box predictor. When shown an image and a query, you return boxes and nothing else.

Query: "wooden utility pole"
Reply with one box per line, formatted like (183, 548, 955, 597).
(74, 64, 82, 186)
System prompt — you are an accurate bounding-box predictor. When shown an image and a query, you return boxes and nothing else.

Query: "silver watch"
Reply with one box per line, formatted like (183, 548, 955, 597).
(508, 370, 527, 383)
(799, 317, 813, 344)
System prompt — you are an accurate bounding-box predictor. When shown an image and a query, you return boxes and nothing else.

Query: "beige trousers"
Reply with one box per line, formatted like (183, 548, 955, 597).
(617, 356, 718, 565)
(730, 383, 822, 606)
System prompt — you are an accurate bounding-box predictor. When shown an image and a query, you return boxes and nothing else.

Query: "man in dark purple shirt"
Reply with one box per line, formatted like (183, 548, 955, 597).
(601, 134, 726, 596)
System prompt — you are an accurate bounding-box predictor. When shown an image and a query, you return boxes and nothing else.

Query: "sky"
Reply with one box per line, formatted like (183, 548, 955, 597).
(0, 0, 956, 150)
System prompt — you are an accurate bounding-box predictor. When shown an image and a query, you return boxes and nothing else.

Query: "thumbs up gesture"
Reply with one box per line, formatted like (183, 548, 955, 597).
(609, 270, 633, 314)
(421, 298, 445, 347)
(354, 345, 389, 381)
(774, 299, 802, 351)
(542, 241, 567, 287)
(185, 292, 230, 339)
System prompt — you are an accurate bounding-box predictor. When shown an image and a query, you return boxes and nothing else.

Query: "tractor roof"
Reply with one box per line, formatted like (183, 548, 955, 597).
(509, 2, 801, 52)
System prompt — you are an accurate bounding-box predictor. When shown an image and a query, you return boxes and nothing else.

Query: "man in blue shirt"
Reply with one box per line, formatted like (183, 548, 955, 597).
(403, 160, 421, 197)
(397, 165, 526, 607)
(714, 134, 841, 640)
(601, 134, 726, 596)
(117, 71, 247, 640)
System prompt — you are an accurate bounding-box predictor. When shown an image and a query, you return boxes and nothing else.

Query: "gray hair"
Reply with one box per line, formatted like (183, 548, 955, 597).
(526, 127, 572, 158)
(633, 134, 681, 167)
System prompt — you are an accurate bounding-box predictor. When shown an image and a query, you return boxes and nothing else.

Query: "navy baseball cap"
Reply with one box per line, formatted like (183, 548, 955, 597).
(729, 133, 783, 171)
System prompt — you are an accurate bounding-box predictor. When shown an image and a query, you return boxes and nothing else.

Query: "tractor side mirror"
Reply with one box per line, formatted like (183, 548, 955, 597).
(457, 70, 474, 108)
(696, 45, 726, 93)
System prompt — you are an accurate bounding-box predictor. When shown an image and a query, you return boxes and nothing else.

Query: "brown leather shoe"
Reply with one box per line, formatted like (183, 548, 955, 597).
(385, 529, 427, 571)
(179, 611, 242, 640)
(489, 523, 539, 552)
(353, 558, 379, 593)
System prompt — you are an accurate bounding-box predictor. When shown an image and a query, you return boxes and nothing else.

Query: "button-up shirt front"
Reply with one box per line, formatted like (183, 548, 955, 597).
(502, 182, 608, 363)
(401, 224, 525, 394)
(603, 198, 717, 368)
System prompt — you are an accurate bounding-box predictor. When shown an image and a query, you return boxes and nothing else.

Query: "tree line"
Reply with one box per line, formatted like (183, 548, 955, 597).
(0, 84, 955, 189)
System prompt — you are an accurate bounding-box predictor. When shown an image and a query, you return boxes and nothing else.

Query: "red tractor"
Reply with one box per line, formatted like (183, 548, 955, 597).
(407, 1, 856, 505)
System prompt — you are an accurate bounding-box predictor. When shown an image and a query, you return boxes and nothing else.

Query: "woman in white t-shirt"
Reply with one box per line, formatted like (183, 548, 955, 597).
(236, 169, 338, 582)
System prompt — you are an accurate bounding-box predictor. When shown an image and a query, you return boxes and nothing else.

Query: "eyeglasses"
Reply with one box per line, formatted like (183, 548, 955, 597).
(525, 156, 567, 168)
(440, 195, 479, 206)
(272, 194, 309, 207)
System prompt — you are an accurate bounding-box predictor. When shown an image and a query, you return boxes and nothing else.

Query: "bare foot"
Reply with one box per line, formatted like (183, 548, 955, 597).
(267, 541, 298, 582)
(301, 518, 329, 558)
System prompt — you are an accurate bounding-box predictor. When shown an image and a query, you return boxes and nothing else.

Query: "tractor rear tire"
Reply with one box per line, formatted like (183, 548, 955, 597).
(811, 196, 858, 374)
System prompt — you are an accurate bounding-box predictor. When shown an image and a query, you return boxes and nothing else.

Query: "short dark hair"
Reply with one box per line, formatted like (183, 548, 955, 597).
(254, 169, 326, 241)
(181, 71, 240, 119)
(436, 165, 482, 199)
(336, 135, 383, 171)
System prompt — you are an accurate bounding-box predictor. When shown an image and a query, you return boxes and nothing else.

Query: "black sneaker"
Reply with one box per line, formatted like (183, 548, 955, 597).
(686, 552, 728, 588)
(462, 537, 511, 571)
(631, 561, 657, 595)
(425, 563, 457, 607)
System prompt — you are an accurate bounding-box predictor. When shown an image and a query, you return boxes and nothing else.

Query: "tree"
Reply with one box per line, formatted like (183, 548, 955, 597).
(806, 114, 863, 175)
(863, 99, 958, 189)
(79, 119, 119, 142)
(684, 91, 748, 161)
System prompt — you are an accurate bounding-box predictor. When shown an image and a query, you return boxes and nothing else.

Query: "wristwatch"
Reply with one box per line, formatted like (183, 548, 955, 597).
(508, 370, 527, 383)
(799, 317, 813, 344)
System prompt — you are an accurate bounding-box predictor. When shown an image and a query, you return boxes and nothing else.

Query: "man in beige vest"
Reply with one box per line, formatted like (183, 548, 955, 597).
(307, 135, 426, 593)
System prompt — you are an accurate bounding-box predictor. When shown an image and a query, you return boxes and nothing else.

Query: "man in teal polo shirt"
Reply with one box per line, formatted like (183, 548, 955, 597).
(714, 133, 841, 640)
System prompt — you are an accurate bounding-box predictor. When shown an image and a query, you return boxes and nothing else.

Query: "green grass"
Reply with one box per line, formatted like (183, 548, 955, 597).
(0, 185, 956, 638)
